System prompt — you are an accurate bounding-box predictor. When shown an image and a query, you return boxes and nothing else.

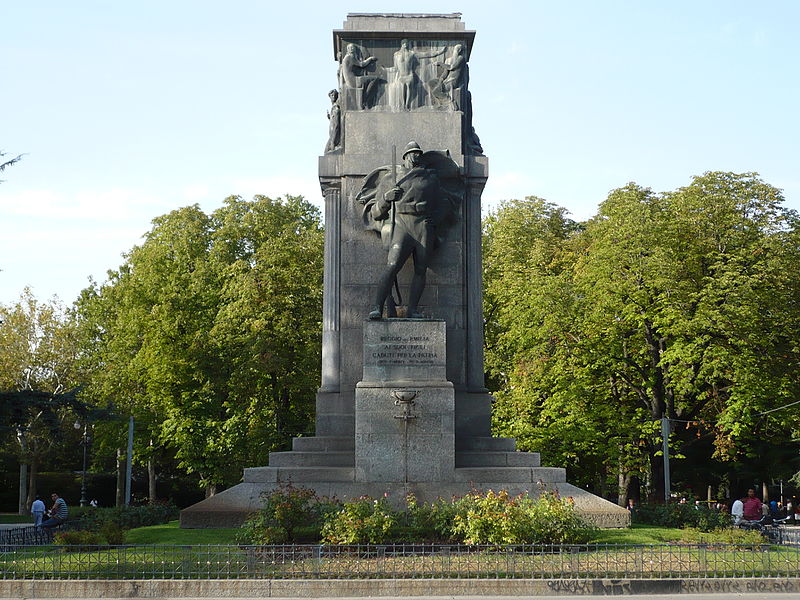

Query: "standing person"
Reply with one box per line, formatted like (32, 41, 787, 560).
(731, 496, 745, 525)
(391, 39, 445, 110)
(438, 43, 468, 109)
(41, 492, 68, 528)
(30, 495, 45, 526)
(742, 488, 763, 521)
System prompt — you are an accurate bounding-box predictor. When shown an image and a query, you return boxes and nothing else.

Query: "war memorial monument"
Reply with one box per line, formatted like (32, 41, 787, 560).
(181, 13, 628, 528)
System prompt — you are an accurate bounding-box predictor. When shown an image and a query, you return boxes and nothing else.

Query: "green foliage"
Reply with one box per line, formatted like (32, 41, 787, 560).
(98, 520, 126, 545)
(319, 490, 593, 546)
(53, 530, 104, 549)
(485, 175, 800, 500)
(76, 503, 179, 531)
(236, 485, 336, 544)
(632, 503, 732, 531)
(451, 489, 526, 545)
(321, 496, 397, 544)
(451, 489, 593, 545)
(397, 493, 458, 542)
(0, 289, 87, 510)
(75, 195, 324, 492)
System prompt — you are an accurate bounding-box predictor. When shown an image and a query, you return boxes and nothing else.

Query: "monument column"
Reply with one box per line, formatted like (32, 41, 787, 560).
(319, 177, 341, 393)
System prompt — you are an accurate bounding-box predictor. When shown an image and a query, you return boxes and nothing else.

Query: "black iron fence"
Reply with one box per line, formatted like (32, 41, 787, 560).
(0, 520, 82, 550)
(0, 526, 55, 548)
(2, 543, 800, 580)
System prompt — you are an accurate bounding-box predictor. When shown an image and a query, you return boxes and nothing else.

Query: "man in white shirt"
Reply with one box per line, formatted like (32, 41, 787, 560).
(31, 495, 46, 527)
(731, 497, 745, 525)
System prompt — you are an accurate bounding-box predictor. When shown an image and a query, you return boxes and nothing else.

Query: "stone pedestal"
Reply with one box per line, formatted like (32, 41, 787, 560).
(356, 320, 454, 483)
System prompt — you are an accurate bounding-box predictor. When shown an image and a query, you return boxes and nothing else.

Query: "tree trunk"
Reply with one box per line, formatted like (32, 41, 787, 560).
(18, 463, 27, 515)
(617, 464, 633, 507)
(205, 484, 217, 498)
(147, 456, 157, 504)
(25, 458, 38, 512)
(115, 448, 125, 507)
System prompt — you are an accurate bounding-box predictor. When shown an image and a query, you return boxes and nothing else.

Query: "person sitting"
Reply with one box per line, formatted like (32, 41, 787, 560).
(742, 488, 763, 521)
(731, 497, 745, 525)
(41, 492, 68, 528)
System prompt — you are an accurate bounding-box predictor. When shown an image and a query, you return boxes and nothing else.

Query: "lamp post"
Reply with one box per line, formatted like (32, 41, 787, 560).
(74, 421, 89, 507)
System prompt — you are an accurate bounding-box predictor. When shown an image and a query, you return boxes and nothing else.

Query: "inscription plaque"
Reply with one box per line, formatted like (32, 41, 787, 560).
(373, 334, 438, 366)
(362, 319, 447, 382)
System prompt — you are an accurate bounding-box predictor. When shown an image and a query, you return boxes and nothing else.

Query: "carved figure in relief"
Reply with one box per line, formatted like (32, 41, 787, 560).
(392, 39, 446, 110)
(341, 44, 381, 109)
(438, 43, 468, 110)
(324, 89, 342, 153)
(356, 141, 463, 319)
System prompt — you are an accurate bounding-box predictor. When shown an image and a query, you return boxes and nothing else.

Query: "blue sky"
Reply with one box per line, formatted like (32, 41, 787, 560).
(2, 1, 799, 306)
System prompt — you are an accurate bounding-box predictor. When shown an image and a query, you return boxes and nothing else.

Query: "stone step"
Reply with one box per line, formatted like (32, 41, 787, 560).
(453, 466, 566, 484)
(269, 451, 354, 467)
(292, 436, 355, 452)
(315, 414, 355, 437)
(456, 437, 517, 452)
(244, 466, 355, 483)
(276, 467, 355, 483)
(456, 451, 540, 468)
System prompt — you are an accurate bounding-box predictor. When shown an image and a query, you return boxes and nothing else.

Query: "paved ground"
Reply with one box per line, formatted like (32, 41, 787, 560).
(0, 522, 33, 530)
(14, 595, 800, 600)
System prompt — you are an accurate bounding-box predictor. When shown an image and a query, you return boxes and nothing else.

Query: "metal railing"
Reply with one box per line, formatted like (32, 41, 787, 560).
(0, 526, 55, 548)
(0, 520, 82, 550)
(2, 543, 800, 580)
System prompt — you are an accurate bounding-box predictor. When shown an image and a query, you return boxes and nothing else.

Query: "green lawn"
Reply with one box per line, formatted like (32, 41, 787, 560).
(4, 521, 798, 580)
(0, 513, 33, 524)
(124, 520, 238, 545)
(4, 541, 800, 580)
(588, 524, 684, 545)
(123, 521, 682, 546)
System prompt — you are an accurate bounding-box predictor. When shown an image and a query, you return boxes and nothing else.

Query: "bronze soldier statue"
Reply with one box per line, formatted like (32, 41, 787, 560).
(356, 141, 463, 319)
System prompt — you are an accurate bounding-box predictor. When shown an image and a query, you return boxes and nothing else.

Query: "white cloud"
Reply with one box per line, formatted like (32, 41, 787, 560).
(180, 183, 211, 202)
(482, 170, 541, 210)
(228, 175, 324, 208)
(1, 187, 165, 221)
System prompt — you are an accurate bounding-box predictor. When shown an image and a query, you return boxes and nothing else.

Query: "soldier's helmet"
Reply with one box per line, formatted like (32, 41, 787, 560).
(402, 141, 423, 159)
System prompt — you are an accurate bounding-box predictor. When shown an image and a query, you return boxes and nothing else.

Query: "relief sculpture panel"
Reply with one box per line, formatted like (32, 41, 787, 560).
(336, 39, 470, 114)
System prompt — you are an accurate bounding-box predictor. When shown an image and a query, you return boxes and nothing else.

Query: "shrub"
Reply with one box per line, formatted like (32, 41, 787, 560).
(237, 485, 337, 544)
(524, 491, 595, 544)
(397, 494, 459, 542)
(321, 495, 397, 544)
(452, 489, 529, 545)
(451, 489, 593, 545)
(76, 502, 179, 531)
(632, 503, 732, 531)
(53, 530, 104, 550)
(99, 520, 126, 545)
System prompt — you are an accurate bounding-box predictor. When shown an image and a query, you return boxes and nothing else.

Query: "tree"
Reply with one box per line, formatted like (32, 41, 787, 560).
(486, 174, 800, 504)
(0, 149, 24, 182)
(76, 195, 324, 496)
(0, 289, 83, 513)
